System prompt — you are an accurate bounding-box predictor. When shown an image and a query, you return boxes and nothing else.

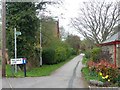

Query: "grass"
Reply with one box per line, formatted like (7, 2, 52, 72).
(81, 57, 99, 81)
(81, 67, 99, 81)
(82, 57, 88, 65)
(6, 55, 76, 77)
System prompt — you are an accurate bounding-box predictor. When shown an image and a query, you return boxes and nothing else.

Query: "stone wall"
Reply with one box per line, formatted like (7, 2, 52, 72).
(102, 44, 120, 68)
(102, 45, 114, 64)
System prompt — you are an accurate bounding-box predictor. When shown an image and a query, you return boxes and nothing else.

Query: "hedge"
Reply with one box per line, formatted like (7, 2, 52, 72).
(42, 46, 75, 65)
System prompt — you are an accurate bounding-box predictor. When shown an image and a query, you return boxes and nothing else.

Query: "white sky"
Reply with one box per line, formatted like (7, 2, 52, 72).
(0, 0, 118, 39)
(45, 0, 118, 39)
(45, 0, 84, 39)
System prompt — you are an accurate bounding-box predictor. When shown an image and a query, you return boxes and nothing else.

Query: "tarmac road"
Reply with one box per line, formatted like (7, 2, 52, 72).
(2, 54, 88, 88)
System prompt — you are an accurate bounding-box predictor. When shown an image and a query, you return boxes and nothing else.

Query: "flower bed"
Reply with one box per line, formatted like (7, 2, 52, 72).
(86, 59, 120, 87)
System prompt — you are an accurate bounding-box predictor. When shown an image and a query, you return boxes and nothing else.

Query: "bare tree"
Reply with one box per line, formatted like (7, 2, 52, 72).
(71, 1, 120, 44)
(59, 26, 68, 40)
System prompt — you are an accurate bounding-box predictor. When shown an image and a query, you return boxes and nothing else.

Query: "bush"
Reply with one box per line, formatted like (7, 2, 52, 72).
(91, 47, 101, 62)
(54, 46, 67, 63)
(84, 50, 91, 59)
(87, 59, 120, 84)
(85, 47, 113, 63)
(84, 47, 101, 64)
(114, 75, 120, 86)
(42, 48, 55, 64)
(66, 48, 72, 58)
(42, 45, 75, 65)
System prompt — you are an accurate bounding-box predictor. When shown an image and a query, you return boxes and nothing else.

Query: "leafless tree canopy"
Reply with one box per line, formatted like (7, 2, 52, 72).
(71, 1, 120, 44)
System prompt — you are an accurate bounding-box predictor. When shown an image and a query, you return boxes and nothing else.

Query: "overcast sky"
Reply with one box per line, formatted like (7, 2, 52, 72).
(0, 0, 118, 39)
(45, 0, 84, 39)
(45, 0, 118, 39)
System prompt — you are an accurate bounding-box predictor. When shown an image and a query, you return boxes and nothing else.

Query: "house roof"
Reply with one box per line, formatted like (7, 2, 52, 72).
(100, 31, 120, 45)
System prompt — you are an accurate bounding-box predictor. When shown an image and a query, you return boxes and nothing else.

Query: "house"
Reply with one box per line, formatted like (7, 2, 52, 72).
(54, 20, 60, 38)
(99, 32, 120, 68)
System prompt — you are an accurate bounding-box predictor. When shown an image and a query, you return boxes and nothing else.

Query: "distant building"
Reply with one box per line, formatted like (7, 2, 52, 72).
(100, 32, 120, 68)
(42, 16, 60, 38)
(54, 20, 60, 38)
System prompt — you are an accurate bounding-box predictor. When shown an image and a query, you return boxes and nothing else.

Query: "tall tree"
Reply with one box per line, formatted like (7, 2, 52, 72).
(6, 2, 40, 67)
(80, 39, 95, 51)
(6, 1, 63, 68)
(71, 1, 120, 44)
(41, 17, 60, 48)
(59, 26, 68, 40)
(65, 35, 81, 54)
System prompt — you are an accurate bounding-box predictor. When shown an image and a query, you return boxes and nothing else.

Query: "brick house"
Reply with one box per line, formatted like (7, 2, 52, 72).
(99, 32, 120, 68)
(42, 17, 60, 38)
(54, 20, 60, 38)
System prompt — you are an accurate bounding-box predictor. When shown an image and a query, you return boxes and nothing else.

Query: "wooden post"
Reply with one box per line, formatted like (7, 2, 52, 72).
(2, 0, 6, 77)
(114, 44, 116, 67)
(24, 64, 26, 77)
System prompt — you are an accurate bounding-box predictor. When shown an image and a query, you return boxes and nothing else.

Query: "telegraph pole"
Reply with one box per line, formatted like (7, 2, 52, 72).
(14, 28, 17, 73)
(36, 9, 42, 67)
(40, 19, 42, 67)
(2, 0, 6, 77)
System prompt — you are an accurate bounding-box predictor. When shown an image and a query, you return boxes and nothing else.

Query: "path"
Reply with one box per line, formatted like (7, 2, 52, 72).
(2, 54, 88, 88)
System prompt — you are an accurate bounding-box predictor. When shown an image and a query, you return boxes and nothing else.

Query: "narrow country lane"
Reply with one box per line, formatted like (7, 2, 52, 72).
(2, 54, 88, 88)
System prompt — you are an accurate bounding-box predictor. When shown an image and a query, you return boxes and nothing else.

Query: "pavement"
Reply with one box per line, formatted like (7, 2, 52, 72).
(2, 54, 88, 88)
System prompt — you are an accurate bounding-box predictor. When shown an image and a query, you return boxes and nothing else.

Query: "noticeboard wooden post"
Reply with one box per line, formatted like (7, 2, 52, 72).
(10, 58, 27, 77)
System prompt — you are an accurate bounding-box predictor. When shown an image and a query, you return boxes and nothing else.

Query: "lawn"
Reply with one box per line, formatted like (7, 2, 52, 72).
(6, 55, 76, 77)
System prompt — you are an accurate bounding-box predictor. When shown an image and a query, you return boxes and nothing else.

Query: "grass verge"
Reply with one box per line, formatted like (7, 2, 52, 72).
(6, 55, 76, 77)
(81, 67, 98, 81)
(81, 57, 98, 81)
(82, 57, 88, 65)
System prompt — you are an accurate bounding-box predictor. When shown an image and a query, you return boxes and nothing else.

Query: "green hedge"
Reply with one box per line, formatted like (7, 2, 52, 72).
(84, 50, 91, 59)
(91, 47, 101, 62)
(55, 46, 67, 62)
(42, 46, 75, 65)
(42, 48, 55, 64)
(84, 47, 101, 62)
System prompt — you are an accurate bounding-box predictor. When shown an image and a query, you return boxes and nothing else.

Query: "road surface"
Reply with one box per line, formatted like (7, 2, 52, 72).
(2, 54, 88, 88)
